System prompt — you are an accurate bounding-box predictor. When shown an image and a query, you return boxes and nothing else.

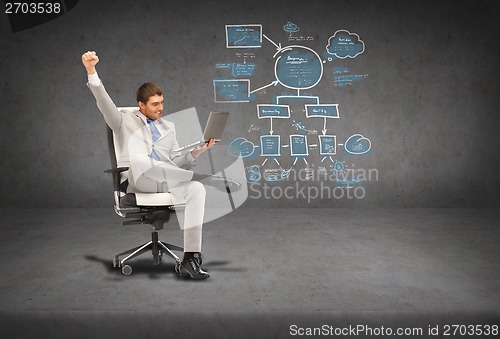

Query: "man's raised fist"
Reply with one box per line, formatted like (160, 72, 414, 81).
(82, 51, 99, 73)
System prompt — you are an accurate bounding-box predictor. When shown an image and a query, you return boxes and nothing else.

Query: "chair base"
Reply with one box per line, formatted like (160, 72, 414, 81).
(112, 230, 183, 276)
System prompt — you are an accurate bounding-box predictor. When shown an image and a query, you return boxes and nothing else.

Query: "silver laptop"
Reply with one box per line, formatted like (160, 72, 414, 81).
(174, 111, 229, 152)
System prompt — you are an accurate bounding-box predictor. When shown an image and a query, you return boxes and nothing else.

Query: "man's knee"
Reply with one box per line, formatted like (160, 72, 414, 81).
(188, 180, 206, 196)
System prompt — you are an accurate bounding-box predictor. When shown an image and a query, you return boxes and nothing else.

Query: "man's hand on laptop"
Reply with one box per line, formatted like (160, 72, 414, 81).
(191, 138, 215, 159)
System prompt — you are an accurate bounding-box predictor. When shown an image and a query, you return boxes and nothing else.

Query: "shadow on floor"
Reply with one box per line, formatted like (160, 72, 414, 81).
(84, 255, 245, 280)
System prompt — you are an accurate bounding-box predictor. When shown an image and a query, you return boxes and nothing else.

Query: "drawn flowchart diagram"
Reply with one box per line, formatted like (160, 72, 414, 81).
(215, 23, 371, 184)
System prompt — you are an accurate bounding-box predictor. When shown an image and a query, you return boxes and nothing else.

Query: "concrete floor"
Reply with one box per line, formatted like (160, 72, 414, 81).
(0, 208, 499, 338)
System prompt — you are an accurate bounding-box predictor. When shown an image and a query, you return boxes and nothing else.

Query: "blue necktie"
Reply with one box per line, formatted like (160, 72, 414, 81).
(146, 118, 161, 160)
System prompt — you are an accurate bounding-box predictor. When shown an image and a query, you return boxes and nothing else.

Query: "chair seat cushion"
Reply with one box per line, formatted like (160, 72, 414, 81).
(121, 192, 186, 207)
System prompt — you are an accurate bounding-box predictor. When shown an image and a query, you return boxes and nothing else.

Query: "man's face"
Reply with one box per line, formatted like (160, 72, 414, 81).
(139, 94, 164, 120)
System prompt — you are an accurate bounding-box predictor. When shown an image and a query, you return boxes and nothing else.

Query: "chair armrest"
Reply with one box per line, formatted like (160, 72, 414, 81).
(104, 167, 129, 174)
(104, 167, 129, 192)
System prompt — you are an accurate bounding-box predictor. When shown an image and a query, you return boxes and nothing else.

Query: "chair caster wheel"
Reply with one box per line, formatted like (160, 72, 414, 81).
(113, 257, 120, 268)
(122, 265, 132, 276)
(175, 263, 180, 274)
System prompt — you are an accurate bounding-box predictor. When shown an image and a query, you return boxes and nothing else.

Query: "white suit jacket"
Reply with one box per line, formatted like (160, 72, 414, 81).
(87, 81, 195, 190)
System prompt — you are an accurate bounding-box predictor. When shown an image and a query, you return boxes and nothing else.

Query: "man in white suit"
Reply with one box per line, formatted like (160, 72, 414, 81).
(82, 51, 214, 279)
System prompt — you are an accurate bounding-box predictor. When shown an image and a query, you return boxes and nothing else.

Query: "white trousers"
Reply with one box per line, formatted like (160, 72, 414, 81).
(168, 181, 205, 252)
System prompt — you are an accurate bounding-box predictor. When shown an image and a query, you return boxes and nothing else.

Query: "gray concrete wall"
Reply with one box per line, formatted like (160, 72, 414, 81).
(0, 0, 499, 208)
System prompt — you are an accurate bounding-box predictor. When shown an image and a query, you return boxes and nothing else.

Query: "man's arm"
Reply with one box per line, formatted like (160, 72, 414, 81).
(82, 51, 122, 132)
(191, 138, 215, 159)
(169, 136, 215, 168)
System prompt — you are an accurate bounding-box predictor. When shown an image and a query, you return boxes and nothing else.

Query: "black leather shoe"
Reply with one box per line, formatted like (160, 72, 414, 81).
(178, 257, 210, 280)
(195, 252, 202, 265)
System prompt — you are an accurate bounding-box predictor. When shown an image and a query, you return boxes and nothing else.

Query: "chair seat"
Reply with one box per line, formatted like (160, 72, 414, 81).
(120, 192, 186, 207)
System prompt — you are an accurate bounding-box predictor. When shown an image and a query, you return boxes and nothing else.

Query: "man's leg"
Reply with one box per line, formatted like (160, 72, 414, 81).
(168, 181, 205, 251)
(168, 181, 210, 279)
(130, 164, 210, 279)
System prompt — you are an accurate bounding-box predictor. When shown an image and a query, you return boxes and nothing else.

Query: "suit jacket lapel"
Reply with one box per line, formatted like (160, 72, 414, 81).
(157, 118, 172, 141)
(133, 112, 154, 148)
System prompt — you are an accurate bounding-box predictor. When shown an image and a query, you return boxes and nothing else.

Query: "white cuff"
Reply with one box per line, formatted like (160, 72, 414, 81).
(87, 72, 101, 86)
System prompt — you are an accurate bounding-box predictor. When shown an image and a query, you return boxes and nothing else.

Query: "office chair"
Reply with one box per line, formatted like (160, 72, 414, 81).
(104, 109, 186, 276)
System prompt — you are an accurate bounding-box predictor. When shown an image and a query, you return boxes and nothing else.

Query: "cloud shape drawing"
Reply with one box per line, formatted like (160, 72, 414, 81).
(228, 137, 256, 157)
(326, 30, 365, 59)
(246, 165, 261, 183)
(344, 134, 371, 155)
(283, 22, 300, 33)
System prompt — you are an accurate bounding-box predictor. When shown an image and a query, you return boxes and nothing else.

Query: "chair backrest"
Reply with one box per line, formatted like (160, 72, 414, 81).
(106, 107, 139, 191)
(105, 125, 121, 192)
(104, 108, 178, 223)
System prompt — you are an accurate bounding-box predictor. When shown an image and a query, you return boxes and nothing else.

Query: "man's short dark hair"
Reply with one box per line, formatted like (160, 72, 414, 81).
(136, 82, 163, 103)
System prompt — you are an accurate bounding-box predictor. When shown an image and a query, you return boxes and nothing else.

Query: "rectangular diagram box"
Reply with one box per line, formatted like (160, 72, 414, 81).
(276, 95, 319, 105)
(257, 105, 290, 119)
(213, 79, 250, 103)
(260, 135, 281, 156)
(226, 24, 262, 48)
(318, 135, 337, 155)
(305, 104, 340, 118)
(290, 135, 309, 156)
